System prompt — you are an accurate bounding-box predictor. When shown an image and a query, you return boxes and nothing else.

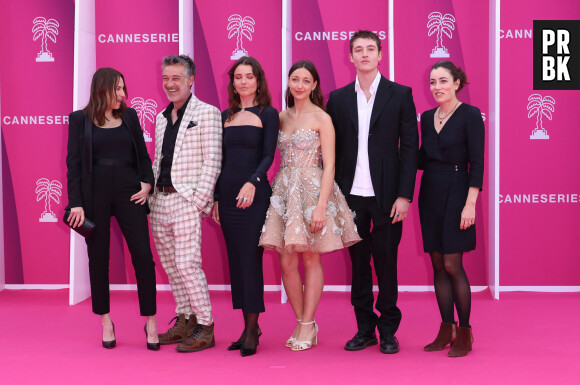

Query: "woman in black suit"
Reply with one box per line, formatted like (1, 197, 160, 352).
(419, 61, 484, 357)
(211, 57, 278, 357)
(66, 67, 160, 350)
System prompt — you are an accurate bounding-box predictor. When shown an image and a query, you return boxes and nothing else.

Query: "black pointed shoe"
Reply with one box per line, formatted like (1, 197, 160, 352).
(102, 323, 116, 349)
(227, 327, 262, 351)
(240, 330, 260, 357)
(144, 325, 161, 351)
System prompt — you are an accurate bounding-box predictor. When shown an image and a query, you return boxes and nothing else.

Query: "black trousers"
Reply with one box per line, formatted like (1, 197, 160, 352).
(347, 195, 402, 336)
(85, 163, 156, 316)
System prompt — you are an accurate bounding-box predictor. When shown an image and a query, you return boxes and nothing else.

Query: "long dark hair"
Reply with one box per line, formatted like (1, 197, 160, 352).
(285, 60, 324, 109)
(431, 60, 469, 92)
(226, 56, 272, 122)
(83, 67, 128, 126)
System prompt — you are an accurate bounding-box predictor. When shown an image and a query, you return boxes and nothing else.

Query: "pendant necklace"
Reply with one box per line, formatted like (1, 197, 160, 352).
(438, 100, 460, 125)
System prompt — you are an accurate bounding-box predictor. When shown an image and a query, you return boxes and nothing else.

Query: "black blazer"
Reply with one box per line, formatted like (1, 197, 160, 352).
(65, 108, 155, 218)
(326, 76, 419, 212)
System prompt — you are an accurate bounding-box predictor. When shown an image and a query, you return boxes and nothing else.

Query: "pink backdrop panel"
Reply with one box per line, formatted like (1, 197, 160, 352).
(193, 0, 283, 285)
(95, 0, 180, 285)
(0, 1, 74, 283)
(500, 1, 580, 286)
(292, 0, 389, 100)
(291, 0, 389, 286)
(453, 0, 490, 288)
(395, 0, 489, 286)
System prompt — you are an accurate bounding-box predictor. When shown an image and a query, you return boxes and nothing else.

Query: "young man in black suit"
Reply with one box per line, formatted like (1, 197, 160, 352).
(326, 30, 418, 354)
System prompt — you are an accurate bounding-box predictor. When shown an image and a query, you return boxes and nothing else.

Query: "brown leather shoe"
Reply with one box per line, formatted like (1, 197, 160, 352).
(159, 314, 197, 345)
(184, 314, 197, 337)
(176, 323, 215, 352)
(448, 326, 473, 357)
(424, 322, 457, 351)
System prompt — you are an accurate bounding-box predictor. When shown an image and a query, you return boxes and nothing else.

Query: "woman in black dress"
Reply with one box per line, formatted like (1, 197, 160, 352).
(212, 56, 278, 357)
(66, 67, 159, 350)
(419, 61, 484, 357)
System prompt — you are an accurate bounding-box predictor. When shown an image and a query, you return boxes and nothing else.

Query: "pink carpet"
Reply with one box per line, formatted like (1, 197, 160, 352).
(0, 289, 578, 385)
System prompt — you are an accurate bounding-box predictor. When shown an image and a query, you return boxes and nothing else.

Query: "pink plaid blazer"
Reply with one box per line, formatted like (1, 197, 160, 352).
(151, 94, 222, 215)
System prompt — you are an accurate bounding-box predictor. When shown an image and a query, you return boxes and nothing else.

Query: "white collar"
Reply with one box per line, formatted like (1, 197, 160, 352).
(355, 71, 382, 95)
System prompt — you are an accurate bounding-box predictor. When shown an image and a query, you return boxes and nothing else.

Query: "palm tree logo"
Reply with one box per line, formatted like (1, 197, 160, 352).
(427, 12, 455, 58)
(32, 17, 59, 62)
(227, 14, 255, 60)
(36, 178, 62, 222)
(131, 97, 157, 142)
(527, 94, 556, 140)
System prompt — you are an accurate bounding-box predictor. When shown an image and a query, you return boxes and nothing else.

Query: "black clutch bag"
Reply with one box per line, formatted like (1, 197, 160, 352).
(63, 210, 96, 238)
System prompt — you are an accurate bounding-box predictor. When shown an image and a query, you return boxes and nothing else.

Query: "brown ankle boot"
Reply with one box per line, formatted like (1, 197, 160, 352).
(424, 322, 457, 351)
(448, 326, 473, 357)
(176, 323, 215, 352)
(184, 314, 197, 337)
(159, 314, 197, 345)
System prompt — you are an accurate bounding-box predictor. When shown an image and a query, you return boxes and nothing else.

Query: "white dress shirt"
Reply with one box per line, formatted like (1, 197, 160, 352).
(351, 71, 382, 197)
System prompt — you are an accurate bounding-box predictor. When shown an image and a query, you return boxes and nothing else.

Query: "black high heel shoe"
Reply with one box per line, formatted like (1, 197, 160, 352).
(144, 325, 161, 351)
(227, 327, 262, 351)
(240, 330, 260, 357)
(102, 323, 116, 349)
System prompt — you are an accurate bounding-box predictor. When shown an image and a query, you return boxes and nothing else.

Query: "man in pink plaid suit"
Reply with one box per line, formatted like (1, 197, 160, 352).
(149, 55, 222, 352)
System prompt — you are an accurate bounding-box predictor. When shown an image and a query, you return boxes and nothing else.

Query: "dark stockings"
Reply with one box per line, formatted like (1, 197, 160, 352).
(241, 312, 260, 349)
(430, 251, 471, 327)
(233, 312, 248, 344)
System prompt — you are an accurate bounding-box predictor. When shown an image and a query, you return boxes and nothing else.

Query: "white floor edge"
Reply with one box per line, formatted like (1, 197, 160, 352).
(5, 284, 580, 293)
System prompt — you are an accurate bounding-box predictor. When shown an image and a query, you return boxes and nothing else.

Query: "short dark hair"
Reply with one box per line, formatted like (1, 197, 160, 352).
(350, 30, 382, 53)
(162, 54, 196, 77)
(285, 60, 324, 109)
(431, 60, 469, 92)
(226, 56, 272, 122)
(83, 67, 127, 126)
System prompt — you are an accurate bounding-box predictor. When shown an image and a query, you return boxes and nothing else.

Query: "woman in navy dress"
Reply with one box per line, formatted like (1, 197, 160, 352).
(212, 56, 278, 357)
(419, 61, 484, 357)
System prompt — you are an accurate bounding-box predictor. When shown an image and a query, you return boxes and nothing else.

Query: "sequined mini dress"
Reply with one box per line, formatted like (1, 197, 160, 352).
(259, 128, 361, 254)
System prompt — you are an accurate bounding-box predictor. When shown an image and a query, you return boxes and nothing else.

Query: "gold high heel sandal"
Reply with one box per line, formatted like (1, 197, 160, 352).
(285, 319, 301, 348)
(291, 320, 317, 351)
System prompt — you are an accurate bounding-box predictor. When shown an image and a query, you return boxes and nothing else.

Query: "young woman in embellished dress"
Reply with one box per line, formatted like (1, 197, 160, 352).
(259, 60, 361, 351)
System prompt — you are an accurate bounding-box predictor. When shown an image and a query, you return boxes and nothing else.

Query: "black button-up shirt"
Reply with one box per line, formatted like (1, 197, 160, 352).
(157, 93, 192, 186)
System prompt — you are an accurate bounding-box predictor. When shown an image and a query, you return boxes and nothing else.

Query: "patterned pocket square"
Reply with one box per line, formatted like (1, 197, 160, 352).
(187, 121, 198, 128)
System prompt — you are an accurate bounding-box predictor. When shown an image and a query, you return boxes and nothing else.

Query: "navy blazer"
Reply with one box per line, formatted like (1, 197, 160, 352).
(326, 76, 419, 212)
(66, 108, 154, 218)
